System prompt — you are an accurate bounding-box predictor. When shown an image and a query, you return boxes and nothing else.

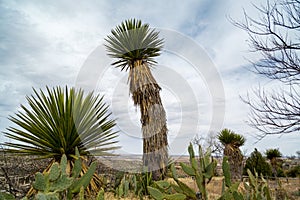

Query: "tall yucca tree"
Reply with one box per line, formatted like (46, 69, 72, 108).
(265, 148, 282, 177)
(3, 86, 119, 194)
(218, 128, 245, 181)
(105, 19, 168, 180)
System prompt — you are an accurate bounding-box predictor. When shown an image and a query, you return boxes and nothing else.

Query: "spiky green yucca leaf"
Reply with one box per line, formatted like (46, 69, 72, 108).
(218, 128, 245, 147)
(3, 86, 119, 160)
(105, 18, 163, 71)
(265, 148, 282, 160)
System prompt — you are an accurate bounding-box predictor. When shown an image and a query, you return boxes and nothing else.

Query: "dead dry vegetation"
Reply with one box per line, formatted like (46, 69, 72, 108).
(1, 154, 299, 199)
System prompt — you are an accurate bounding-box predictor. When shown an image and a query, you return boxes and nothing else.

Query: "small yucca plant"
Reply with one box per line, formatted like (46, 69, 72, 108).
(3, 86, 119, 195)
(218, 128, 246, 181)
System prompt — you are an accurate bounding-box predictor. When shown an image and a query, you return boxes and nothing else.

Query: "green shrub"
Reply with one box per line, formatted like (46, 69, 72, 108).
(276, 168, 285, 177)
(0, 192, 15, 200)
(244, 148, 272, 177)
(286, 165, 300, 177)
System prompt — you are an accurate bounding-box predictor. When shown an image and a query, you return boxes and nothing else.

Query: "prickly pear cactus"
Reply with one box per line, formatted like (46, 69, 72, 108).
(32, 154, 73, 194)
(219, 157, 273, 200)
(185, 143, 217, 199)
(149, 143, 217, 200)
(31, 147, 97, 200)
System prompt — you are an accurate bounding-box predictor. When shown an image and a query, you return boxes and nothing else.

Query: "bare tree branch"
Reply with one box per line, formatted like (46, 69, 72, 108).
(231, 0, 300, 137)
(193, 132, 223, 157)
(231, 0, 300, 83)
(241, 85, 300, 138)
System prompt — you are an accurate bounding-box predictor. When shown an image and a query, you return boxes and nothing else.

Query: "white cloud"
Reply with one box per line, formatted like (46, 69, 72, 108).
(0, 0, 298, 156)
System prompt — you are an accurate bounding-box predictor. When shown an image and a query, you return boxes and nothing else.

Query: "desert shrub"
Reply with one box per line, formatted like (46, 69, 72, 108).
(276, 168, 285, 177)
(0, 192, 15, 200)
(286, 165, 300, 177)
(244, 148, 272, 177)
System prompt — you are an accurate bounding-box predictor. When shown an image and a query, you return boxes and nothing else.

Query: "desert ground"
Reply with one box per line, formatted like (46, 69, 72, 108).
(1, 154, 299, 199)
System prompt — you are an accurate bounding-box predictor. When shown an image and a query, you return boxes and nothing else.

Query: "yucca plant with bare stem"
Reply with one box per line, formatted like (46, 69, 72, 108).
(218, 128, 245, 181)
(266, 148, 282, 177)
(105, 19, 168, 180)
(3, 86, 119, 196)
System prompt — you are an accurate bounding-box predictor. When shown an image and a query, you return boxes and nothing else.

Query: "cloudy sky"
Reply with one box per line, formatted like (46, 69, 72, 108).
(0, 0, 298, 156)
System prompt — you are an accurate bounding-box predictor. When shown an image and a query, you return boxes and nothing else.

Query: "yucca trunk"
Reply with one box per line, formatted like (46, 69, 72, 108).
(270, 158, 278, 177)
(224, 145, 243, 181)
(129, 60, 168, 180)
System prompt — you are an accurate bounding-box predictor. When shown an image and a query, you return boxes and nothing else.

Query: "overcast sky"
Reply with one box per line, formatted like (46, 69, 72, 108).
(0, 0, 299, 157)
